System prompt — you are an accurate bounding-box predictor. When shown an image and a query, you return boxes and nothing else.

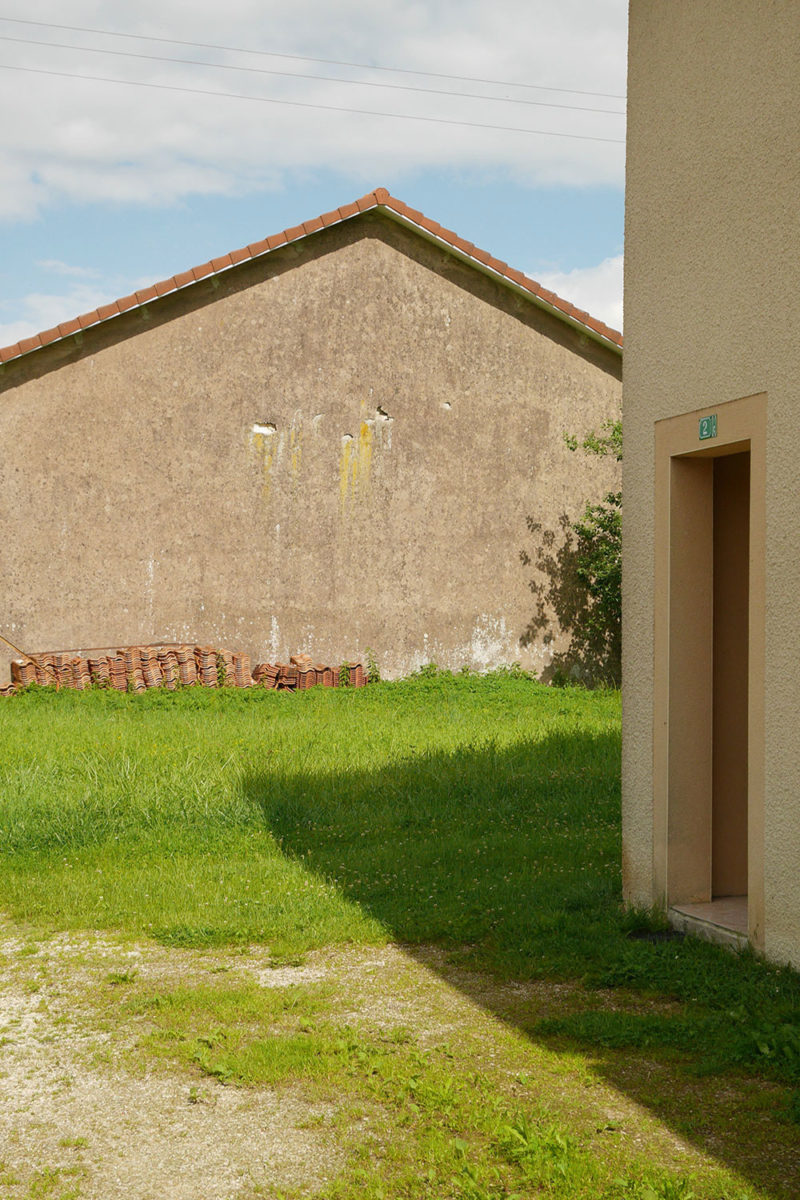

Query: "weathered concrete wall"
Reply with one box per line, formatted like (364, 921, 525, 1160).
(624, 1, 800, 963)
(0, 213, 620, 682)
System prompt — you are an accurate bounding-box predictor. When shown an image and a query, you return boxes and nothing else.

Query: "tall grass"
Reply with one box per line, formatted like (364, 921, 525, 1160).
(0, 674, 618, 957)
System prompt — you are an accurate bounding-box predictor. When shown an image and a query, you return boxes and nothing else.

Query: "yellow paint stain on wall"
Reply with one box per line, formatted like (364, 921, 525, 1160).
(339, 422, 375, 513)
(248, 428, 277, 500)
(290, 420, 303, 480)
(356, 421, 373, 498)
(339, 436, 354, 512)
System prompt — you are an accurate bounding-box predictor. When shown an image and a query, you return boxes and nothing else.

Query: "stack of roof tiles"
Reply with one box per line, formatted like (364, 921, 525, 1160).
(5, 645, 367, 696)
(252, 654, 366, 690)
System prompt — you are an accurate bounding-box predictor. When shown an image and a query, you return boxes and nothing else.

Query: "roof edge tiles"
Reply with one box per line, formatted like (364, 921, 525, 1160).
(0, 189, 622, 367)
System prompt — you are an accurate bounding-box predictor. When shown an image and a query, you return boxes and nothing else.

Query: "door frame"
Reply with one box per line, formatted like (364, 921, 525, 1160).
(653, 392, 766, 950)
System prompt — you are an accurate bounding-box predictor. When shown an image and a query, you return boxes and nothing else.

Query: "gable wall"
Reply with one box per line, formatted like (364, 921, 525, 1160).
(0, 214, 620, 680)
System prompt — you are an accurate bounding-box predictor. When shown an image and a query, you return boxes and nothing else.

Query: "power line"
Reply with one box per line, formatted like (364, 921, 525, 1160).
(0, 62, 626, 143)
(0, 61, 625, 143)
(0, 14, 627, 100)
(0, 33, 626, 116)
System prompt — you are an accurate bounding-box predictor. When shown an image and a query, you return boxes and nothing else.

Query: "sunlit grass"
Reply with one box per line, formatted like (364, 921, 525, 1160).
(84, 969, 756, 1199)
(0, 672, 619, 960)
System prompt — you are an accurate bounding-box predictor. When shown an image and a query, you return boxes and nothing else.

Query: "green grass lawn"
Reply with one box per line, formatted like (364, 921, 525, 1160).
(2, 672, 799, 1198)
(1, 671, 622, 966)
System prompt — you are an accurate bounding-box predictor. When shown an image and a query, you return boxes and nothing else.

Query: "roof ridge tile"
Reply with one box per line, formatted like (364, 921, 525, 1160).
(0, 188, 621, 367)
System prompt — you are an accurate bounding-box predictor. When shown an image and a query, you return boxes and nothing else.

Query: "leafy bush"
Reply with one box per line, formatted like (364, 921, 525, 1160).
(563, 418, 622, 684)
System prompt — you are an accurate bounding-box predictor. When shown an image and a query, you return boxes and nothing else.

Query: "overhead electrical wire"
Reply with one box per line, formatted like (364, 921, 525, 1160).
(0, 33, 626, 115)
(0, 61, 626, 143)
(0, 14, 627, 100)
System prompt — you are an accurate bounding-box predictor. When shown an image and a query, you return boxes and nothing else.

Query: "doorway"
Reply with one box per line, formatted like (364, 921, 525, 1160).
(711, 451, 749, 910)
(652, 393, 766, 950)
(665, 447, 750, 936)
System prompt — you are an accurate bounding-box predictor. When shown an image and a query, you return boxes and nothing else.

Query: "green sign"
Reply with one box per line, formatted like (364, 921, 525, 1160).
(699, 414, 718, 441)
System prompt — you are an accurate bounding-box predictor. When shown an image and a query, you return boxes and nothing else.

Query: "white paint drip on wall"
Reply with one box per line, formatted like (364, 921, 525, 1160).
(399, 614, 549, 679)
(375, 406, 394, 450)
(298, 625, 316, 655)
(145, 557, 156, 628)
(463, 614, 511, 670)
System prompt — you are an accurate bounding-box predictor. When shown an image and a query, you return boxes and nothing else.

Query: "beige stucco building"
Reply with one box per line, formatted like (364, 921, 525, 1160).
(0, 189, 621, 683)
(623, 3, 800, 964)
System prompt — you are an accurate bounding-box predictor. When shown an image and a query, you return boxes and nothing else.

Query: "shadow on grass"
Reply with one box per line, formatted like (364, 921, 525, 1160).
(242, 730, 800, 1198)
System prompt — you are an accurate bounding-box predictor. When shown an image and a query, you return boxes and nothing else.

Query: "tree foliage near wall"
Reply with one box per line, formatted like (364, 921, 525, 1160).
(521, 419, 622, 686)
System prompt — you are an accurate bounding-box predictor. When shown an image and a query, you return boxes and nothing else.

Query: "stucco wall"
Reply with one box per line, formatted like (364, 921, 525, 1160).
(624, 2, 800, 963)
(0, 213, 620, 683)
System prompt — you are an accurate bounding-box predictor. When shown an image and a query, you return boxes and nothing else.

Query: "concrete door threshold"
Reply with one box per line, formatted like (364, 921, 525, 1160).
(669, 896, 748, 951)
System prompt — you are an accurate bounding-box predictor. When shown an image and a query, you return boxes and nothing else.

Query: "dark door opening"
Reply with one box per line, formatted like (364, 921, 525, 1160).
(712, 451, 750, 903)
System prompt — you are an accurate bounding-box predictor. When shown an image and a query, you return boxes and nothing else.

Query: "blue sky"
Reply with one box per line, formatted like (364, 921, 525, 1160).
(0, 2, 627, 347)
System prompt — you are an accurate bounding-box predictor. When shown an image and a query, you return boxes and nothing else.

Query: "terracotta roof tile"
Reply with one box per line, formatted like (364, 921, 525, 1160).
(0, 187, 622, 367)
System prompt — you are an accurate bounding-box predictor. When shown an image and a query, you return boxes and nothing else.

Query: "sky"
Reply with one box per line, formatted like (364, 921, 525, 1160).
(0, 1, 628, 349)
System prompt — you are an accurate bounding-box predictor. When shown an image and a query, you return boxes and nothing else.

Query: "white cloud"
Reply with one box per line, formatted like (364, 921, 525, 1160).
(0, 1, 627, 218)
(0, 278, 142, 347)
(536, 252, 623, 331)
(36, 258, 100, 277)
